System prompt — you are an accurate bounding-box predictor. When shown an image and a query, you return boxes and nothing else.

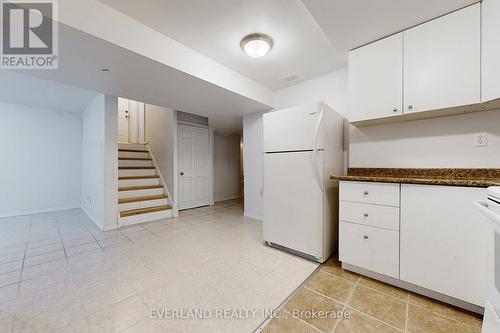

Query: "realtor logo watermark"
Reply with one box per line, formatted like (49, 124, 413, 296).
(1, 0, 58, 69)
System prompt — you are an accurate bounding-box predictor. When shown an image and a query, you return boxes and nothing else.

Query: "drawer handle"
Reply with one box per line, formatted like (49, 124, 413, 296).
(363, 213, 369, 217)
(363, 235, 369, 240)
(363, 191, 369, 195)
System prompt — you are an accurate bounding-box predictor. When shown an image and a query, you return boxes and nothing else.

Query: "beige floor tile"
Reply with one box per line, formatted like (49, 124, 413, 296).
(306, 271, 356, 303)
(0, 270, 20, 288)
(409, 293, 482, 329)
(407, 305, 480, 333)
(348, 285, 406, 329)
(321, 257, 360, 283)
(335, 308, 401, 333)
(86, 295, 148, 333)
(284, 288, 344, 332)
(23, 250, 65, 267)
(263, 313, 319, 333)
(358, 276, 408, 301)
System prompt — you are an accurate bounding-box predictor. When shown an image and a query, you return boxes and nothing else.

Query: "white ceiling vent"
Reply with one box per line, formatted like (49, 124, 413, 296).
(282, 73, 300, 82)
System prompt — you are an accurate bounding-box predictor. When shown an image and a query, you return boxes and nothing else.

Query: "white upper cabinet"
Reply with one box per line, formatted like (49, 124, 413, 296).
(403, 4, 480, 114)
(348, 34, 403, 122)
(482, 0, 500, 103)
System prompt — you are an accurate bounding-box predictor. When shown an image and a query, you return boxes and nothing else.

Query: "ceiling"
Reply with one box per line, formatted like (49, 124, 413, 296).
(302, 0, 478, 51)
(0, 72, 97, 114)
(18, 23, 271, 133)
(98, 0, 346, 91)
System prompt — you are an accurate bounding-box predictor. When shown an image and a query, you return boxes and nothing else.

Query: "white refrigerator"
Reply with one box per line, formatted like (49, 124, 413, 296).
(263, 102, 344, 263)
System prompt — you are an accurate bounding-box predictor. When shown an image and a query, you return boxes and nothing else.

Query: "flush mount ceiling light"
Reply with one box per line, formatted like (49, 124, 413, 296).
(240, 33, 273, 58)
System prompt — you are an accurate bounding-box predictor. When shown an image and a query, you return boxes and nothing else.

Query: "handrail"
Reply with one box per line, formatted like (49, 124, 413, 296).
(145, 143, 175, 211)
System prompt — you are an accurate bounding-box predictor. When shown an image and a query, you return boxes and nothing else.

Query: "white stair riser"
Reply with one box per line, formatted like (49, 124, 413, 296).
(118, 169, 156, 177)
(118, 178, 160, 187)
(118, 151, 149, 159)
(118, 143, 147, 151)
(118, 188, 163, 199)
(119, 198, 169, 212)
(118, 159, 153, 167)
(119, 209, 172, 227)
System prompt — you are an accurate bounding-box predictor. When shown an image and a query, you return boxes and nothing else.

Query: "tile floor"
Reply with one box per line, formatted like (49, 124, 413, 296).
(0, 200, 319, 332)
(261, 256, 483, 333)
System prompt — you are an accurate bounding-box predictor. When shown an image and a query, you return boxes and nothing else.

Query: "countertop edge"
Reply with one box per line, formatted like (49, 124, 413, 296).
(330, 175, 500, 188)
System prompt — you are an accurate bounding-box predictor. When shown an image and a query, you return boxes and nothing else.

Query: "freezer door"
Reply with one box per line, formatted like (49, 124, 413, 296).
(263, 151, 323, 258)
(263, 103, 323, 152)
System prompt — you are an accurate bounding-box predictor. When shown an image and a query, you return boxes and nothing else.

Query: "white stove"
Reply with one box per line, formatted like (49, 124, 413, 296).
(475, 186, 500, 333)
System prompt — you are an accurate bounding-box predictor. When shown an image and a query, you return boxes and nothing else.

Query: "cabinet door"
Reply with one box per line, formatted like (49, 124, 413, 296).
(348, 33, 403, 122)
(403, 4, 480, 113)
(400, 184, 487, 306)
(482, 0, 500, 103)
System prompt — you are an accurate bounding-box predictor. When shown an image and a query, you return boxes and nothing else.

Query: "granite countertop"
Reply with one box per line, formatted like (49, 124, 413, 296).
(330, 168, 500, 188)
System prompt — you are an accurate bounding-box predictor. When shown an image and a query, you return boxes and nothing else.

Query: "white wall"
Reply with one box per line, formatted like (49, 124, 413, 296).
(81, 95, 104, 227)
(104, 96, 118, 229)
(145, 104, 178, 214)
(350, 110, 500, 168)
(272, 69, 349, 117)
(214, 134, 241, 202)
(81, 94, 118, 230)
(243, 113, 264, 220)
(0, 103, 82, 217)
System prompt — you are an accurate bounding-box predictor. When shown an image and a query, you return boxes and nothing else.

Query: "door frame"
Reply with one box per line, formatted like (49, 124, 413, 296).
(176, 121, 214, 210)
(118, 98, 131, 143)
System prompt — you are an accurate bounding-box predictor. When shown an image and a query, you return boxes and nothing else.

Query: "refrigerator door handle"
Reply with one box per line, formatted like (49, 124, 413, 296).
(312, 107, 324, 192)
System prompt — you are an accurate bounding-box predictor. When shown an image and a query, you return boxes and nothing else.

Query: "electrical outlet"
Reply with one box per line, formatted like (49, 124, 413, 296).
(474, 132, 487, 147)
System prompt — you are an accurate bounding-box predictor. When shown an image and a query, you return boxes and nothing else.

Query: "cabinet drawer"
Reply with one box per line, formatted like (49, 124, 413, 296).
(340, 201, 400, 230)
(339, 222, 400, 278)
(340, 181, 400, 207)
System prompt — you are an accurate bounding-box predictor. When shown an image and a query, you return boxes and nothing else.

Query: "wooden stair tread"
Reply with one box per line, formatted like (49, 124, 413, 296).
(118, 185, 163, 191)
(118, 194, 168, 204)
(118, 158, 151, 161)
(120, 205, 172, 218)
(118, 175, 159, 180)
(119, 166, 155, 170)
(118, 149, 148, 153)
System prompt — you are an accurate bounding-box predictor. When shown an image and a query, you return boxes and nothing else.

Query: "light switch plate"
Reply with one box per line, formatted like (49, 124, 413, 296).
(474, 132, 487, 147)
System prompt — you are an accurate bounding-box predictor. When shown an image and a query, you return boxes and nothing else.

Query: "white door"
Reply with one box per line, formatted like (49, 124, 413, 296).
(263, 103, 323, 152)
(403, 4, 480, 113)
(263, 151, 323, 258)
(348, 33, 403, 122)
(481, 0, 500, 103)
(178, 124, 210, 210)
(118, 98, 130, 143)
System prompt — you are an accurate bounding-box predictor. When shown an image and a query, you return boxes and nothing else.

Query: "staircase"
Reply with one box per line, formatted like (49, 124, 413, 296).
(118, 143, 173, 227)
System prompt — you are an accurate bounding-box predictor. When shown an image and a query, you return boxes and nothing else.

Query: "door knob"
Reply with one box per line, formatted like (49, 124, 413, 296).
(363, 213, 369, 217)
(125, 110, 128, 113)
(180, 172, 184, 176)
(363, 191, 369, 195)
(363, 235, 369, 240)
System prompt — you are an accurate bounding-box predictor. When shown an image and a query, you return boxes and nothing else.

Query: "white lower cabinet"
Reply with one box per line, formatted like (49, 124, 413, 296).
(400, 184, 487, 307)
(340, 181, 488, 308)
(340, 222, 400, 279)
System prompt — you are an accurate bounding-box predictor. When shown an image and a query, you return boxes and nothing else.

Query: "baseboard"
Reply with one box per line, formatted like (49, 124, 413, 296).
(215, 196, 240, 202)
(0, 205, 81, 218)
(244, 211, 262, 221)
(342, 263, 484, 315)
(80, 205, 105, 231)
